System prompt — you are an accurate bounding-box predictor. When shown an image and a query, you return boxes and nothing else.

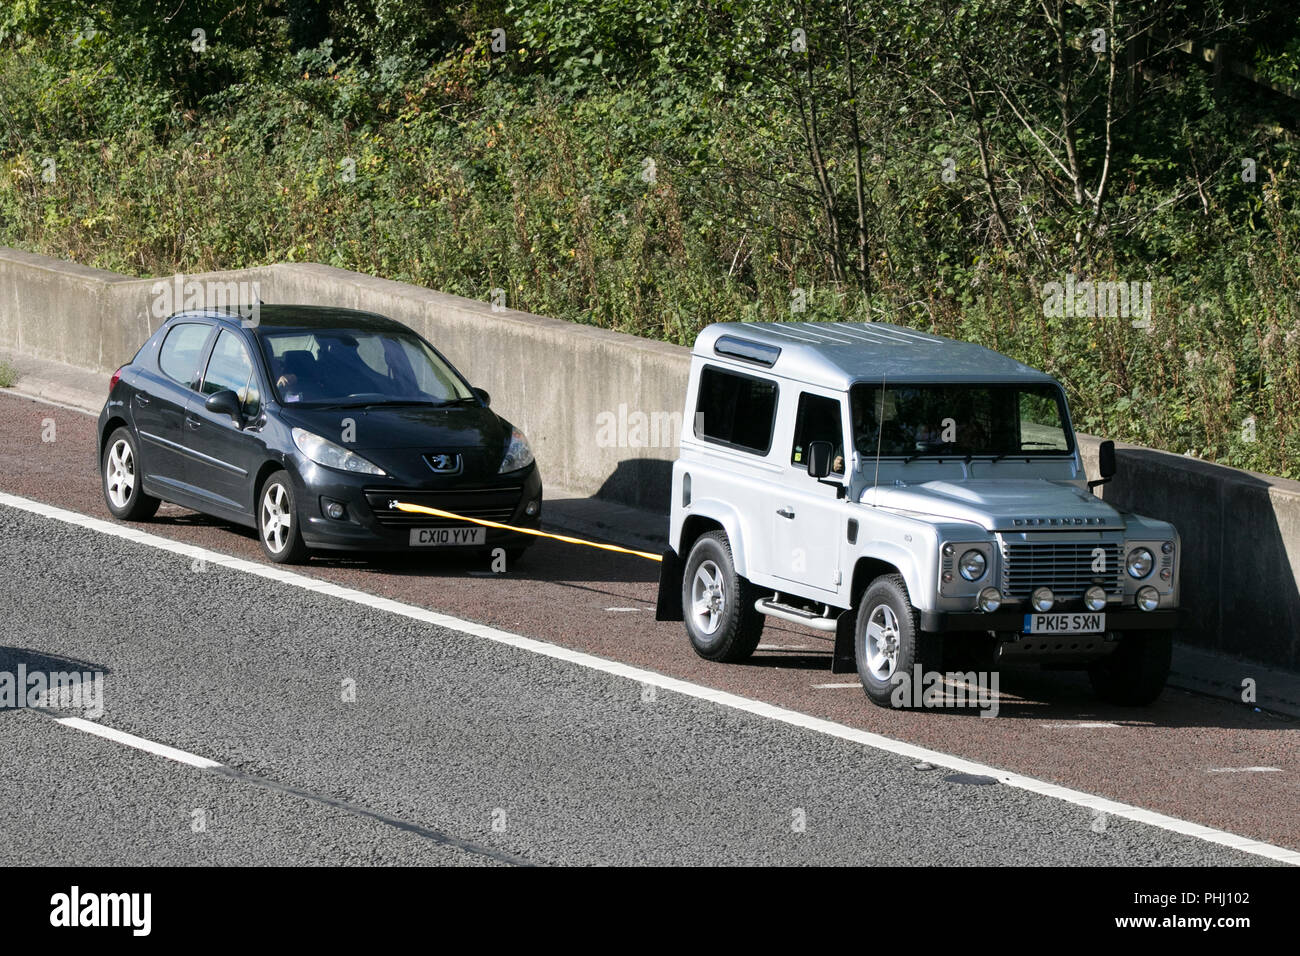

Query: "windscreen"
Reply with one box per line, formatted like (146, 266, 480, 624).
(849, 382, 1072, 458)
(259, 330, 473, 406)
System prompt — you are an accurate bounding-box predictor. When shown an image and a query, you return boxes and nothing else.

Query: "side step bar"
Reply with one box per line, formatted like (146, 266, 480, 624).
(754, 597, 838, 633)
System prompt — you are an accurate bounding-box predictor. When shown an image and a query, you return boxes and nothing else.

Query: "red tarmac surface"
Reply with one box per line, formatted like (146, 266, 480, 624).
(1, 391, 1296, 853)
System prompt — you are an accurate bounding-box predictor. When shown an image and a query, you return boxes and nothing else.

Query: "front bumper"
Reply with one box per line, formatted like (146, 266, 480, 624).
(292, 459, 543, 552)
(920, 608, 1181, 633)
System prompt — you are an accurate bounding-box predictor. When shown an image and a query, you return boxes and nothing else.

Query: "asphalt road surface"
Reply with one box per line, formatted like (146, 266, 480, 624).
(0, 392, 1295, 865)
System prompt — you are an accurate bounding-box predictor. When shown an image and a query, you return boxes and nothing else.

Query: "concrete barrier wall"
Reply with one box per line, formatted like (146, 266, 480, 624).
(2, 247, 1297, 670)
(1078, 437, 1300, 671)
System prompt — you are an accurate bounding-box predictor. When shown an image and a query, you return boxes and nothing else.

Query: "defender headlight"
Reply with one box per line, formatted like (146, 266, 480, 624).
(959, 550, 987, 581)
(1031, 587, 1055, 612)
(1136, 586, 1160, 612)
(292, 428, 386, 476)
(499, 427, 535, 473)
(1083, 585, 1108, 612)
(1126, 547, 1154, 579)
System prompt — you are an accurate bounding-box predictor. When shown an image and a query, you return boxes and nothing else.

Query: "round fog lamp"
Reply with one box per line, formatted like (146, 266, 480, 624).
(1031, 587, 1055, 613)
(959, 550, 987, 581)
(978, 587, 1002, 613)
(1083, 585, 1107, 612)
(325, 501, 345, 520)
(1136, 586, 1160, 612)
(524, 499, 540, 517)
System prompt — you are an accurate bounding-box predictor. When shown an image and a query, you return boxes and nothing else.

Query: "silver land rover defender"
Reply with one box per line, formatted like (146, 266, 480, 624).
(655, 321, 1181, 708)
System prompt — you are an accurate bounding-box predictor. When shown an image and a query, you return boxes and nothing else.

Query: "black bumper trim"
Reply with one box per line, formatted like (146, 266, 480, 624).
(920, 608, 1181, 633)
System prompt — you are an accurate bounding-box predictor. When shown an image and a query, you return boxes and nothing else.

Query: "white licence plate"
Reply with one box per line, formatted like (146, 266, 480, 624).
(409, 527, 485, 547)
(1023, 612, 1105, 634)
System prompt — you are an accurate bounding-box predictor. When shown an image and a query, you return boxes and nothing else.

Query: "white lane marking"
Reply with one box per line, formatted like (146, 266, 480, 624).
(54, 717, 222, 769)
(813, 682, 862, 689)
(758, 643, 810, 650)
(1041, 721, 1122, 728)
(605, 607, 640, 612)
(3, 489, 1297, 867)
(1206, 767, 1283, 774)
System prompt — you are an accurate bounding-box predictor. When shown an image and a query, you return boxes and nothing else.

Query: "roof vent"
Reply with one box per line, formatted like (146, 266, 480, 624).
(714, 335, 781, 367)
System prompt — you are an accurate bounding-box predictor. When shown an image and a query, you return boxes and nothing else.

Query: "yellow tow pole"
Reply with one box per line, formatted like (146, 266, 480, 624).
(390, 501, 663, 562)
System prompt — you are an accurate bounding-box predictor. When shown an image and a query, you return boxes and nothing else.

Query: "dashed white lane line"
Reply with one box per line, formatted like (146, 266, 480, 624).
(813, 682, 863, 689)
(1042, 722, 1122, 728)
(2, 489, 1297, 867)
(1206, 767, 1283, 774)
(54, 716, 222, 770)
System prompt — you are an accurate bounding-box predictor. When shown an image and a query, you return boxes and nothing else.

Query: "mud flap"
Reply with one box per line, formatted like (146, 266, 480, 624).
(831, 607, 857, 674)
(654, 548, 683, 621)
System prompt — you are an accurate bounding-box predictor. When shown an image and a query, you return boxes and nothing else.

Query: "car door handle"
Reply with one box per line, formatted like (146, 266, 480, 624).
(776, 507, 796, 519)
(135, 394, 150, 406)
(185, 416, 201, 430)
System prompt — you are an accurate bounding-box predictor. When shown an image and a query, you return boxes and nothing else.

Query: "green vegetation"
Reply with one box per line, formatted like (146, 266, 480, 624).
(0, 360, 16, 388)
(2, 1, 1299, 476)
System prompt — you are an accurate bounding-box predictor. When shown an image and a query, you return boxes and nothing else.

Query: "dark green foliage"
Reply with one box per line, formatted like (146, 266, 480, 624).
(1, 1, 1299, 476)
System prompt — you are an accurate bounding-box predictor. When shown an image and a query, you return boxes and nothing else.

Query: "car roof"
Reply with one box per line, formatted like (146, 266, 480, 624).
(169, 305, 408, 334)
(694, 321, 1056, 387)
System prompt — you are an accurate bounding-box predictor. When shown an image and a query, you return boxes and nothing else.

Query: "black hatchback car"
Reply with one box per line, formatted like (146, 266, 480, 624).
(97, 305, 542, 563)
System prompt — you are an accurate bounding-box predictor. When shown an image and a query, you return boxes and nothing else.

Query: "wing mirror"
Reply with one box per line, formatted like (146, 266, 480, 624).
(472, 387, 491, 407)
(1088, 439, 1116, 491)
(807, 440, 833, 478)
(205, 389, 243, 424)
(807, 440, 847, 498)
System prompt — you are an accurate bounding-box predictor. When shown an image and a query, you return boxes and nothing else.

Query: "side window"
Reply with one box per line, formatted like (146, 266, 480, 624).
(158, 323, 211, 387)
(790, 393, 846, 474)
(202, 329, 259, 416)
(693, 366, 778, 454)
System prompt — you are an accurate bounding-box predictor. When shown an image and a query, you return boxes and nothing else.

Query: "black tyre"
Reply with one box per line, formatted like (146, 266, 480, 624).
(1087, 632, 1171, 705)
(101, 427, 160, 521)
(681, 531, 764, 662)
(855, 574, 942, 708)
(257, 470, 309, 564)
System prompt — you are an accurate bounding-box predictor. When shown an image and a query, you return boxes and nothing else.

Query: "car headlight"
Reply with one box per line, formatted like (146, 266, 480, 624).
(959, 550, 987, 581)
(1083, 585, 1108, 612)
(978, 587, 1002, 612)
(499, 427, 535, 473)
(1136, 586, 1160, 612)
(1126, 547, 1154, 579)
(291, 427, 387, 476)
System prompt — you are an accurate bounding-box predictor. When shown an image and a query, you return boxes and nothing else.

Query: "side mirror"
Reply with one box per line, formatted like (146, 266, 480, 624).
(205, 389, 242, 423)
(1088, 439, 1116, 491)
(807, 440, 833, 479)
(472, 387, 491, 407)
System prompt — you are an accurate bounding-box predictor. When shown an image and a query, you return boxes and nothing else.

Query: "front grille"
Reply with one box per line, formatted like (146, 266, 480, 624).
(364, 486, 523, 528)
(1000, 540, 1123, 599)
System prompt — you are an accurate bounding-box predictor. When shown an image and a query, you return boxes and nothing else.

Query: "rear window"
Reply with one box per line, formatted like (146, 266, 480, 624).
(693, 366, 778, 454)
(158, 322, 211, 387)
